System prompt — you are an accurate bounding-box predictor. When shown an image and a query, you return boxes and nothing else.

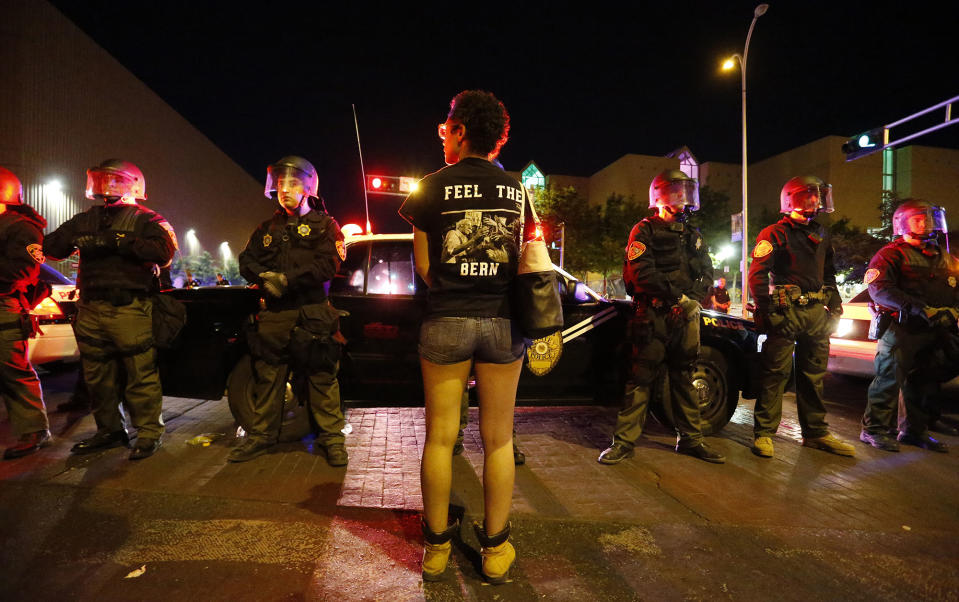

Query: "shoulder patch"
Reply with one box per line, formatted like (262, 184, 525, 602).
(948, 276, 956, 288)
(335, 240, 346, 261)
(753, 240, 773, 258)
(27, 243, 45, 264)
(157, 220, 179, 250)
(864, 268, 880, 285)
(627, 241, 646, 261)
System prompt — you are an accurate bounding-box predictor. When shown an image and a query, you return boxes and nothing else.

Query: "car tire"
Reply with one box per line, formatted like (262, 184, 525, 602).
(227, 354, 257, 432)
(692, 345, 737, 435)
(651, 345, 737, 435)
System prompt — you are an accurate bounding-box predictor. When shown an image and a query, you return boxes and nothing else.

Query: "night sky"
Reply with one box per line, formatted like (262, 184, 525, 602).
(51, 0, 957, 231)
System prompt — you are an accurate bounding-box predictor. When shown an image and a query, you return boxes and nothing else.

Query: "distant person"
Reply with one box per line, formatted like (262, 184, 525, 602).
(860, 199, 957, 453)
(708, 277, 731, 313)
(747, 176, 853, 459)
(0, 166, 52, 459)
(399, 90, 521, 583)
(215, 272, 230, 286)
(184, 270, 200, 288)
(44, 159, 177, 460)
(231, 156, 347, 466)
(598, 170, 725, 466)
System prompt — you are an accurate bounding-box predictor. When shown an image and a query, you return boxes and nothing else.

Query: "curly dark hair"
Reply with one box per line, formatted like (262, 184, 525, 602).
(447, 90, 510, 158)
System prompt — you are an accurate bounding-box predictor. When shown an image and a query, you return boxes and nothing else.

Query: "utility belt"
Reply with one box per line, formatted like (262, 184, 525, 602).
(82, 288, 150, 306)
(768, 284, 827, 310)
(631, 294, 670, 311)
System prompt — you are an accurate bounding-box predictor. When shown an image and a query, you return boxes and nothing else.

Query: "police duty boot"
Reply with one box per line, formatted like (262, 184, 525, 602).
(71, 430, 131, 455)
(129, 437, 161, 460)
(751, 436, 774, 458)
(598, 442, 634, 465)
(3, 430, 52, 460)
(227, 438, 273, 462)
(897, 432, 949, 453)
(473, 521, 515, 584)
(324, 443, 348, 466)
(676, 441, 726, 464)
(802, 433, 855, 457)
(421, 519, 459, 582)
(859, 431, 900, 452)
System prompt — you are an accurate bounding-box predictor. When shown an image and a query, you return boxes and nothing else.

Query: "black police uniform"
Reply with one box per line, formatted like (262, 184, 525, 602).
(238, 207, 346, 455)
(862, 239, 959, 442)
(0, 204, 50, 450)
(45, 204, 177, 449)
(611, 215, 713, 450)
(748, 215, 840, 440)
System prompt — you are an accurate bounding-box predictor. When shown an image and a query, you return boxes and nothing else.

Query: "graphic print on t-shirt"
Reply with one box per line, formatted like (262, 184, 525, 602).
(440, 208, 520, 276)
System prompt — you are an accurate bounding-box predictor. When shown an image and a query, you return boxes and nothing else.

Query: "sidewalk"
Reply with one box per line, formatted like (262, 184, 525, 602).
(1, 370, 958, 601)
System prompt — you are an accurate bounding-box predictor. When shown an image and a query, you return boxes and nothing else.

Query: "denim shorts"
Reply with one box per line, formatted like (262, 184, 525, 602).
(419, 317, 526, 365)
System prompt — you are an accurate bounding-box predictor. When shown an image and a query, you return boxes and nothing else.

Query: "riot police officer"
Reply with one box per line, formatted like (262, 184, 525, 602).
(231, 156, 347, 465)
(747, 176, 854, 459)
(45, 159, 177, 460)
(860, 199, 958, 453)
(0, 166, 52, 459)
(599, 169, 725, 465)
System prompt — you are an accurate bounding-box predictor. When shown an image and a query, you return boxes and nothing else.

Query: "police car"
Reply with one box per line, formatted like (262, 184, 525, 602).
(27, 264, 80, 366)
(159, 233, 762, 434)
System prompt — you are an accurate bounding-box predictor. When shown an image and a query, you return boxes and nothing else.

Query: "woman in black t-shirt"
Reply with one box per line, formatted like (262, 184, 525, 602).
(399, 91, 523, 584)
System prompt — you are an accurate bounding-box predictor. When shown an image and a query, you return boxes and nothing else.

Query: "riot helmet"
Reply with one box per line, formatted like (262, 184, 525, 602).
(649, 169, 699, 211)
(780, 176, 833, 216)
(0, 166, 23, 205)
(85, 159, 146, 203)
(893, 198, 947, 241)
(265, 155, 319, 202)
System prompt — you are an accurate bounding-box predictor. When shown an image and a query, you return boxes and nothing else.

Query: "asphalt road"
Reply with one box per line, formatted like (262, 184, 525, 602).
(0, 367, 957, 601)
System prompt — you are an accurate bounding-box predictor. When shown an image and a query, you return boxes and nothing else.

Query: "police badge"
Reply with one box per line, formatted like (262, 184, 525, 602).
(525, 331, 563, 376)
(297, 224, 311, 237)
(263, 233, 273, 247)
(949, 276, 957, 288)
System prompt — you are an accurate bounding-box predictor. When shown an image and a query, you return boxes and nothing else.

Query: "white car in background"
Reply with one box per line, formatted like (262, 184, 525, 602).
(27, 264, 80, 366)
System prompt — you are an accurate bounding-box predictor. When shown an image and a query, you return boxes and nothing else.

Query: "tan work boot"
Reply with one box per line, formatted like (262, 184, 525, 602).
(474, 521, 515, 584)
(752, 436, 774, 458)
(802, 433, 855, 457)
(422, 520, 458, 581)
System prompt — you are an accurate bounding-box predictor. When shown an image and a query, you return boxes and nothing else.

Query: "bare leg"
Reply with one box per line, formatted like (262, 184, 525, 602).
(420, 357, 472, 534)
(475, 357, 523, 535)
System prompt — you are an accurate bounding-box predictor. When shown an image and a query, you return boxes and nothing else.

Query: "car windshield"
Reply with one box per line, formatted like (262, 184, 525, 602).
(39, 264, 74, 285)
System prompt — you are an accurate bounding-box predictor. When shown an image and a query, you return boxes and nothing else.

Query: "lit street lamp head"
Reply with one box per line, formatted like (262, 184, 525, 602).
(755, 4, 769, 17)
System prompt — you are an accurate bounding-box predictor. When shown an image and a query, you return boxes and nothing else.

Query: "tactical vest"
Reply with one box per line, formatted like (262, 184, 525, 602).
(76, 205, 161, 293)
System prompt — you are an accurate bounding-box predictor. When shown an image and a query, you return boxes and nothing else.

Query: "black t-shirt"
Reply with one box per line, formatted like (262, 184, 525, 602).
(399, 157, 524, 318)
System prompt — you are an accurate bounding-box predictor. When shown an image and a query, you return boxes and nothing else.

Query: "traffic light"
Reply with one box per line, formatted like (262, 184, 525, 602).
(841, 127, 885, 161)
(366, 175, 419, 196)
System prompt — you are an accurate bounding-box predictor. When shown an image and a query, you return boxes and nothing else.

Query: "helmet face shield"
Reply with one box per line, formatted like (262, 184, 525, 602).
(782, 183, 833, 214)
(893, 203, 947, 238)
(264, 157, 319, 201)
(86, 170, 136, 202)
(651, 179, 699, 211)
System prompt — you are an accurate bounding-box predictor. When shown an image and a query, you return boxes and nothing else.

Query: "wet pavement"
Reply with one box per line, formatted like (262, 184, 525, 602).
(1, 367, 958, 601)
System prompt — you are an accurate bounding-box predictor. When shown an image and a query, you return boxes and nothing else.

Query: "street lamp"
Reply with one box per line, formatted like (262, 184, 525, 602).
(722, 3, 768, 318)
(185, 229, 200, 256)
(219, 241, 232, 265)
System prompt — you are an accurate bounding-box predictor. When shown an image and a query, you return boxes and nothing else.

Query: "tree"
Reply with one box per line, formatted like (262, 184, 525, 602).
(829, 217, 884, 283)
(876, 189, 900, 241)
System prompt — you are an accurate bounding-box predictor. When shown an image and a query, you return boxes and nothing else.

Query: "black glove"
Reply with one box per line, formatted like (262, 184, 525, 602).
(74, 233, 117, 253)
(259, 271, 288, 298)
(824, 287, 843, 317)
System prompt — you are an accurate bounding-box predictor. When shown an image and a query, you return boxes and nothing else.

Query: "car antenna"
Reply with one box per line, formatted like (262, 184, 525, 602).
(352, 104, 372, 235)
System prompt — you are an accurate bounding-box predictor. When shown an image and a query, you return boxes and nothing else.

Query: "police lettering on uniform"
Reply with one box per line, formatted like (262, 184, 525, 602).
(747, 176, 855, 459)
(598, 169, 725, 465)
(0, 166, 52, 459)
(860, 199, 959, 453)
(44, 159, 177, 460)
(230, 156, 348, 466)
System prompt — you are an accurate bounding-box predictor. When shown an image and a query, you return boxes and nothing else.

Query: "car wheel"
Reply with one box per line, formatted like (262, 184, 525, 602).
(651, 345, 736, 435)
(227, 354, 256, 432)
(692, 345, 736, 435)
